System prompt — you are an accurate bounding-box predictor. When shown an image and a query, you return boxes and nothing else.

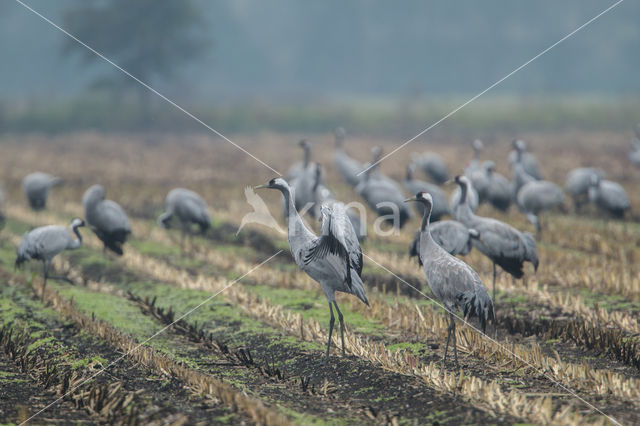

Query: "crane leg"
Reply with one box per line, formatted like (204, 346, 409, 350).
(450, 312, 458, 367)
(41, 261, 48, 303)
(333, 301, 345, 356)
(444, 311, 458, 367)
(443, 312, 459, 367)
(492, 263, 497, 303)
(324, 302, 335, 363)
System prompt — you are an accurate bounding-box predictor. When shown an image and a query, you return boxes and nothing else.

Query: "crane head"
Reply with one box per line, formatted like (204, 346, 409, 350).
(453, 175, 470, 188)
(404, 191, 432, 206)
(483, 160, 496, 173)
(70, 217, 85, 228)
(255, 177, 288, 191)
(512, 139, 527, 151)
(472, 139, 484, 151)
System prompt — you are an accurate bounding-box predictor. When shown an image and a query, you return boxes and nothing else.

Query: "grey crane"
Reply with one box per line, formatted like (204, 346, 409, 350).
(484, 161, 513, 212)
(334, 127, 364, 187)
(464, 139, 485, 177)
(15, 217, 85, 300)
(287, 141, 319, 216)
(363, 146, 404, 192)
(464, 141, 490, 203)
(453, 175, 538, 302)
(22, 172, 62, 211)
(404, 164, 449, 221)
(409, 220, 479, 265)
(508, 139, 542, 180)
(516, 180, 565, 233)
(357, 166, 413, 229)
(158, 188, 211, 248)
(256, 178, 369, 362)
(564, 167, 604, 211)
(412, 152, 449, 184)
(405, 192, 494, 366)
(83, 184, 131, 255)
(450, 179, 479, 215)
(287, 139, 312, 181)
(588, 175, 630, 219)
(468, 162, 491, 204)
(510, 145, 539, 197)
(311, 164, 365, 241)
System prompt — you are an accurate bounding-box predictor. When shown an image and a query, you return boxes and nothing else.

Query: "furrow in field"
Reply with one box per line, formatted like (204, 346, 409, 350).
(0, 239, 291, 426)
(0, 269, 246, 425)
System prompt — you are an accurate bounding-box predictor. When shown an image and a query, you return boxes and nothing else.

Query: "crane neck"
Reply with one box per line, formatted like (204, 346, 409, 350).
(455, 183, 475, 225)
(279, 185, 314, 243)
(473, 148, 480, 160)
(420, 202, 432, 232)
(70, 223, 83, 248)
(405, 166, 413, 181)
(459, 181, 468, 204)
(303, 145, 310, 168)
(516, 148, 523, 163)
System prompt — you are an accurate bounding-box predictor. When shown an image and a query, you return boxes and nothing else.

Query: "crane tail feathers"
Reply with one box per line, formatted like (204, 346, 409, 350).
(349, 272, 369, 306)
(458, 290, 495, 334)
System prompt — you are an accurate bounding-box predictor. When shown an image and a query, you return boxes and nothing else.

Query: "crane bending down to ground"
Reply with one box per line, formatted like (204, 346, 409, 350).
(256, 178, 369, 362)
(22, 172, 62, 211)
(83, 185, 131, 255)
(564, 167, 604, 212)
(484, 161, 513, 212)
(158, 188, 211, 248)
(357, 166, 413, 229)
(453, 175, 538, 302)
(411, 152, 449, 184)
(404, 164, 449, 221)
(15, 217, 85, 301)
(516, 180, 565, 234)
(409, 220, 479, 265)
(405, 192, 494, 366)
(588, 175, 631, 219)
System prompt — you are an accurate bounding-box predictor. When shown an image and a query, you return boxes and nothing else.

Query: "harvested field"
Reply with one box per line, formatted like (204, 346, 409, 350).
(0, 131, 639, 425)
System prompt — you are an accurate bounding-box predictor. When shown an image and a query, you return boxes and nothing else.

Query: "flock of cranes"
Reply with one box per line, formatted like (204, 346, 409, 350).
(5, 126, 637, 367)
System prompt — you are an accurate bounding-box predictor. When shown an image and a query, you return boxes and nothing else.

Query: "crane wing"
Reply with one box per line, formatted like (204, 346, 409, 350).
(303, 203, 363, 287)
(94, 200, 131, 233)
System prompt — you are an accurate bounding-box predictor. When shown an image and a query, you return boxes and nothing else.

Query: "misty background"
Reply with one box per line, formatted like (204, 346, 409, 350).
(1, 0, 639, 134)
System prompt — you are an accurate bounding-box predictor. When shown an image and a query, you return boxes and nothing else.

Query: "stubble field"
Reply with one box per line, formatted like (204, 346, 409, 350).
(0, 130, 639, 425)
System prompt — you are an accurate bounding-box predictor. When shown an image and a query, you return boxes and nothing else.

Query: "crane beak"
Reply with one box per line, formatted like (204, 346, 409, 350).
(443, 179, 454, 185)
(254, 184, 268, 190)
(404, 196, 417, 203)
